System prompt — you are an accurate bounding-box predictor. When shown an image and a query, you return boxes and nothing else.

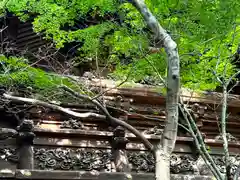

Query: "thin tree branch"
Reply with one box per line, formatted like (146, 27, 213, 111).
(179, 100, 223, 180)
(228, 80, 239, 94)
(4, 92, 154, 151)
(226, 70, 240, 87)
(144, 55, 167, 87)
(59, 85, 154, 151)
(179, 104, 222, 180)
(3, 93, 105, 119)
(221, 86, 231, 180)
(95, 51, 105, 107)
(92, 67, 133, 100)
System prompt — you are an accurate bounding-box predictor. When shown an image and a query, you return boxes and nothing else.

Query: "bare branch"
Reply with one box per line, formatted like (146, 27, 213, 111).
(144, 55, 166, 87)
(92, 67, 133, 100)
(3, 93, 105, 119)
(4, 91, 154, 150)
(228, 80, 239, 94)
(59, 85, 154, 151)
(94, 51, 105, 107)
(226, 70, 240, 87)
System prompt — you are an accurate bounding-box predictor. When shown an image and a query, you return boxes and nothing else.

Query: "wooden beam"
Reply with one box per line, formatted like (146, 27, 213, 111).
(15, 170, 213, 180)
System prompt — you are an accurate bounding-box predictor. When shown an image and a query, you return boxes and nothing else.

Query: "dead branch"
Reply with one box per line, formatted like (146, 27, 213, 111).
(59, 85, 154, 151)
(3, 93, 105, 119)
(3, 92, 154, 151)
(92, 71, 132, 100)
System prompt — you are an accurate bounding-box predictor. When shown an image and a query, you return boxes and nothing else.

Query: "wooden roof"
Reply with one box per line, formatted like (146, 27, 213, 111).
(19, 77, 240, 155)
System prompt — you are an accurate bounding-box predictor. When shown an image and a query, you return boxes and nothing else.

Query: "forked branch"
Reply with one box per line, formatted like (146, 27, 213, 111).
(60, 85, 154, 150)
(3, 92, 153, 151)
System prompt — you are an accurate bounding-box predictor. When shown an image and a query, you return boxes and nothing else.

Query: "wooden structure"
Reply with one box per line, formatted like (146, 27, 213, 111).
(0, 13, 240, 180)
(0, 78, 240, 180)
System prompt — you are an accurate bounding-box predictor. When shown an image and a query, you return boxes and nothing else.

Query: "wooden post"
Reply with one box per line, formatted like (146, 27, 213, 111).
(111, 124, 130, 172)
(16, 119, 35, 169)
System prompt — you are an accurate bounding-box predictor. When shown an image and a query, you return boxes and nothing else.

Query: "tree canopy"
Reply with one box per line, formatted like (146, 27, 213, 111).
(0, 0, 240, 92)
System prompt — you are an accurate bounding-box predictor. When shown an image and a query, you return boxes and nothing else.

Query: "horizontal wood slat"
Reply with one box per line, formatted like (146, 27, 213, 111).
(9, 170, 212, 180)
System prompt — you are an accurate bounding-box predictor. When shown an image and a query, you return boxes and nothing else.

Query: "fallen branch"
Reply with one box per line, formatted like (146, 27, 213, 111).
(3, 92, 154, 151)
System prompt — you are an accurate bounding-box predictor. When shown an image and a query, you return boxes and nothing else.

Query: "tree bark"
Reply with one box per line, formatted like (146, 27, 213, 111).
(131, 1, 180, 180)
(221, 86, 230, 180)
(155, 148, 171, 180)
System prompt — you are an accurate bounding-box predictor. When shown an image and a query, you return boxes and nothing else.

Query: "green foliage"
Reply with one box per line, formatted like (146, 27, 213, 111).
(2, 0, 240, 91)
(113, 0, 240, 90)
(4, 0, 151, 64)
(0, 55, 91, 101)
(5, 0, 117, 58)
(0, 0, 7, 16)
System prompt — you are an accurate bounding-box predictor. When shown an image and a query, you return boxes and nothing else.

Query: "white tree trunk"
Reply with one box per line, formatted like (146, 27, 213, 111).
(221, 86, 230, 180)
(155, 148, 171, 180)
(131, 1, 180, 180)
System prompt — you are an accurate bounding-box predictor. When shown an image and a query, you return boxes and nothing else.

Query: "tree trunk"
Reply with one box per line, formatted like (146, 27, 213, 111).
(131, 1, 180, 180)
(221, 86, 231, 180)
(155, 148, 171, 180)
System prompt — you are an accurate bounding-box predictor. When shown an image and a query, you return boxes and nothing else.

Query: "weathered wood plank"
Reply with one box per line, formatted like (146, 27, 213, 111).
(33, 137, 192, 153)
(0, 169, 15, 178)
(15, 170, 213, 180)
